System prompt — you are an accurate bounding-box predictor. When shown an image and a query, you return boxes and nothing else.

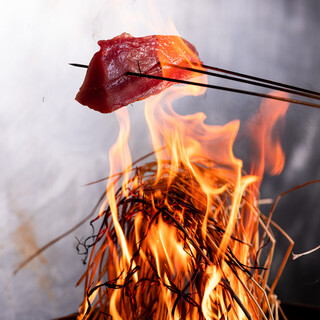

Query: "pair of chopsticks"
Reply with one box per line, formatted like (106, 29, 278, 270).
(70, 62, 320, 109)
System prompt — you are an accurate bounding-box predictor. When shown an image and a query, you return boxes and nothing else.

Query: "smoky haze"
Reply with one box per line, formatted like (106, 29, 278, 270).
(1, 0, 319, 319)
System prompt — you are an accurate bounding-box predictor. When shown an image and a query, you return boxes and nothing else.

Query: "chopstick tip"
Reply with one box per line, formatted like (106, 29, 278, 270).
(69, 63, 88, 68)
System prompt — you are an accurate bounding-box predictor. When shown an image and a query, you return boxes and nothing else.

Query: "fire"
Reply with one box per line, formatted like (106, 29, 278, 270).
(77, 35, 290, 320)
(246, 91, 290, 179)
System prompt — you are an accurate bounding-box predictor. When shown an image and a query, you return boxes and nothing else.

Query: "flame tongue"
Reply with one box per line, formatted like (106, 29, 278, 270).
(144, 94, 261, 319)
(157, 34, 208, 95)
(247, 90, 290, 180)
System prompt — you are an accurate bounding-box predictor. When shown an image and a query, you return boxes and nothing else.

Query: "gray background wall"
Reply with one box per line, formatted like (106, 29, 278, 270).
(1, 0, 319, 319)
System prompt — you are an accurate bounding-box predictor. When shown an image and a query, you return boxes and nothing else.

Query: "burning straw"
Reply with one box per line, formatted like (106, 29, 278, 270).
(12, 91, 299, 319)
(76, 153, 292, 320)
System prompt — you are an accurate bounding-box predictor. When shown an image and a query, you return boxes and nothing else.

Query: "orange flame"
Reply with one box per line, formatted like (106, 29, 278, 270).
(247, 91, 290, 180)
(144, 85, 261, 318)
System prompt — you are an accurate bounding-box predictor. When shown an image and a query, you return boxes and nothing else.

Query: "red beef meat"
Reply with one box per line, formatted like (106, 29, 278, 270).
(75, 33, 202, 113)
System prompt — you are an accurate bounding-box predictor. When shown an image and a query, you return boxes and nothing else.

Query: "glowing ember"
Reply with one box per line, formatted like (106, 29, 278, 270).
(76, 35, 292, 320)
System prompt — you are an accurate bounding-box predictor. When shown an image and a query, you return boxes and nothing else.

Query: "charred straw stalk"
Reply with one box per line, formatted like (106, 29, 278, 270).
(76, 157, 292, 320)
